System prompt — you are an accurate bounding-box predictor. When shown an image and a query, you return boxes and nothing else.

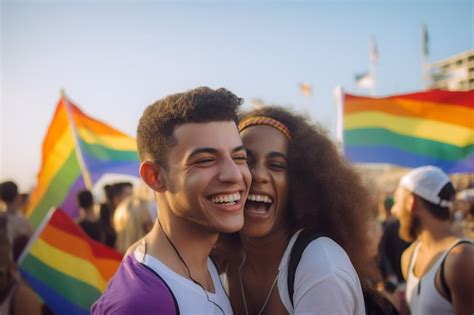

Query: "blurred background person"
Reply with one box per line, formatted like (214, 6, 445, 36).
(393, 166, 474, 315)
(113, 196, 153, 254)
(77, 190, 102, 242)
(453, 188, 474, 239)
(377, 195, 411, 303)
(0, 212, 44, 315)
(0, 181, 32, 258)
(98, 184, 116, 248)
(18, 193, 30, 216)
(98, 182, 133, 248)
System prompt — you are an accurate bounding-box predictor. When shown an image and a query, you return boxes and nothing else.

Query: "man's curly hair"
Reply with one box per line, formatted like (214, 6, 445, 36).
(239, 106, 373, 279)
(137, 87, 243, 165)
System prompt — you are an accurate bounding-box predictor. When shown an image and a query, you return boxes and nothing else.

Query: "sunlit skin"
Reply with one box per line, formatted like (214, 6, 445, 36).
(140, 121, 252, 292)
(392, 186, 409, 239)
(393, 183, 474, 314)
(159, 121, 252, 234)
(226, 124, 290, 315)
(240, 125, 289, 239)
(392, 186, 417, 242)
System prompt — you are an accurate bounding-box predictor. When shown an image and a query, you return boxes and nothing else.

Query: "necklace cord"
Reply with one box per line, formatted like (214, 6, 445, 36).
(157, 220, 225, 315)
(238, 252, 279, 315)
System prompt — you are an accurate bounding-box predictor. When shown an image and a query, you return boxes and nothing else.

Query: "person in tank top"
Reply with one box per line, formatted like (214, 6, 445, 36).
(392, 166, 474, 315)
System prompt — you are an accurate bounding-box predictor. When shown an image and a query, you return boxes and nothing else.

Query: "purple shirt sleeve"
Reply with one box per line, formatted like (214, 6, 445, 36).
(91, 255, 178, 315)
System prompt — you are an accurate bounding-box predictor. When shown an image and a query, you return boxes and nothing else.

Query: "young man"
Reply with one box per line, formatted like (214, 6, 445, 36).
(392, 166, 474, 315)
(92, 87, 251, 314)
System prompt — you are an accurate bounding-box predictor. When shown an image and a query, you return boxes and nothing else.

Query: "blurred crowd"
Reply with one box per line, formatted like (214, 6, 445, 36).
(1, 175, 473, 314)
(0, 179, 155, 314)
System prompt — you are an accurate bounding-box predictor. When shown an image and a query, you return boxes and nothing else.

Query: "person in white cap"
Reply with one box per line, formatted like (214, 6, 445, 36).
(392, 166, 474, 315)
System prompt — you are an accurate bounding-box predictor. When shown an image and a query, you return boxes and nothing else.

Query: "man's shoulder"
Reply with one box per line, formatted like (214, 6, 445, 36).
(445, 240, 474, 272)
(91, 255, 179, 314)
(110, 254, 174, 290)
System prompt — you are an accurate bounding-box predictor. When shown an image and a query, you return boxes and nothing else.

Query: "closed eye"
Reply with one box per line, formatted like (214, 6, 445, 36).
(194, 158, 215, 165)
(233, 155, 248, 164)
(268, 162, 287, 171)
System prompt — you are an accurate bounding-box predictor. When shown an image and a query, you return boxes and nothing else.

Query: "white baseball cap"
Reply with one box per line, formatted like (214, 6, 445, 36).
(400, 166, 453, 208)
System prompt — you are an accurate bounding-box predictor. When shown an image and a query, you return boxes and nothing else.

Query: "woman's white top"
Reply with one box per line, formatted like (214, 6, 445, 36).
(277, 230, 366, 315)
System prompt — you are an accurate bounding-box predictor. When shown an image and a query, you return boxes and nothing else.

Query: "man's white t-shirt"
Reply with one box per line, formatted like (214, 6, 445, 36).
(134, 250, 232, 315)
(277, 230, 366, 315)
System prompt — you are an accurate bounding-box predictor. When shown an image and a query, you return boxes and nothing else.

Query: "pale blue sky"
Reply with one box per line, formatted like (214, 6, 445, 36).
(1, 0, 473, 191)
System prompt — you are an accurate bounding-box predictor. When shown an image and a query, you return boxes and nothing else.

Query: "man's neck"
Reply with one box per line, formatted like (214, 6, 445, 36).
(417, 221, 457, 250)
(146, 212, 218, 279)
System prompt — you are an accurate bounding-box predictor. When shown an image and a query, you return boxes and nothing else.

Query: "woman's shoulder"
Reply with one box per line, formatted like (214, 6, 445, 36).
(291, 234, 357, 279)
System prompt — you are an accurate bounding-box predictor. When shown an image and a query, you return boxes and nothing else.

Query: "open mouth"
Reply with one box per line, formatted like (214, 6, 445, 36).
(209, 192, 241, 206)
(245, 194, 273, 214)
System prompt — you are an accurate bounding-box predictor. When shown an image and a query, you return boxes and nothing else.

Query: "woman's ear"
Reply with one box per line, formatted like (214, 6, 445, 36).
(139, 161, 167, 192)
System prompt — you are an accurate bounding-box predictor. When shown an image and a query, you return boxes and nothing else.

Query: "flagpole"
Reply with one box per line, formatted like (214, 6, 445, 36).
(421, 24, 429, 90)
(61, 89, 93, 189)
(17, 207, 57, 265)
(370, 62, 376, 96)
(370, 36, 377, 96)
(421, 47, 427, 90)
(333, 85, 344, 151)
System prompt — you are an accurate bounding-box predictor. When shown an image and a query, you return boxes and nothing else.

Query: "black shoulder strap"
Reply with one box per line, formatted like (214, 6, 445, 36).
(287, 230, 326, 307)
(439, 240, 473, 302)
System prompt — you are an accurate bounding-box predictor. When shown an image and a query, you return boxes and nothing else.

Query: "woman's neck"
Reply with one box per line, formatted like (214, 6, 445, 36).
(240, 225, 291, 269)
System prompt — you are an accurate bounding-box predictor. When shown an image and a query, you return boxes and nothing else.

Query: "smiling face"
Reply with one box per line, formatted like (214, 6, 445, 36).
(239, 125, 290, 238)
(160, 121, 251, 234)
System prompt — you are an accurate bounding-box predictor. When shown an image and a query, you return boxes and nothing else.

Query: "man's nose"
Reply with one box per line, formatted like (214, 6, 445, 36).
(218, 156, 244, 183)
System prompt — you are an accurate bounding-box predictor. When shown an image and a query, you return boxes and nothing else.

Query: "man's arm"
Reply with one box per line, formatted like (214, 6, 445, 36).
(445, 243, 474, 315)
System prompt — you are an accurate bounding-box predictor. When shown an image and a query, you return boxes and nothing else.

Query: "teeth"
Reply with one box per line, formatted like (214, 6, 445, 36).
(210, 192, 241, 204)
(247, 194, 273, 204)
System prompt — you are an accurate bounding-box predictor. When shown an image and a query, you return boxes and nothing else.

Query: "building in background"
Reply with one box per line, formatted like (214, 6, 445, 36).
(429, 49, 474, 91)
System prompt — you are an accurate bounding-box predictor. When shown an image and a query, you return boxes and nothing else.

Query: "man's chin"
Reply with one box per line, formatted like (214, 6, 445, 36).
(214, 218, 244, 234)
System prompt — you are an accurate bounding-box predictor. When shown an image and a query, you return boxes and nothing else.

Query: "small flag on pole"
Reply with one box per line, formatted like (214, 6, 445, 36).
(250, 98, 265, 109)
(370, 36, 378, 65)
(19, 208, 122, 314)
(299, 83, 313, 96)
(354, 72, 374, 89)
(422, 24, 429, 57)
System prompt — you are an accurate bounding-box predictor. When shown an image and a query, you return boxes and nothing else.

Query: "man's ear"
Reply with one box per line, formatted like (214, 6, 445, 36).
(140, 161, 167, 193)
(406, 193, 416, 213)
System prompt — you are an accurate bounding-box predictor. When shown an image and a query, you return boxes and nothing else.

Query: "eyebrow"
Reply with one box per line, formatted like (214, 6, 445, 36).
(188, 145, 247, 159)
(268, 151, 288, 161)
(246, 149, 288, 161)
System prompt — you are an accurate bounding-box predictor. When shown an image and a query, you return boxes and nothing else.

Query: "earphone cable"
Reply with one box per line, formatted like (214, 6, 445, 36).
(158, 220, 225, 315)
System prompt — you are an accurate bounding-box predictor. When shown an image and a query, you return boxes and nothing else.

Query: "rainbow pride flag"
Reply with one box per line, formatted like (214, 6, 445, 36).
(27, 95, 139, 227)
(343, 89, 474, 173)
(19, 208, 122, 314)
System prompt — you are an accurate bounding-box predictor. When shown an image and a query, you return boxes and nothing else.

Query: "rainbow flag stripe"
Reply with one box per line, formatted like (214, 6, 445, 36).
(19, 208, 122, 314)
(27, 96, 139, 227)
(343, 89, 474, 173)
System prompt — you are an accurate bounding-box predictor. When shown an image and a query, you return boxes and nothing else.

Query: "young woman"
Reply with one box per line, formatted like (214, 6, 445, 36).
(216, 106, 389, 315)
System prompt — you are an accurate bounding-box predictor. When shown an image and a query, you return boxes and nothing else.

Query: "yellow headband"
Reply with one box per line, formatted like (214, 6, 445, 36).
(238, 116, 291, 141)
